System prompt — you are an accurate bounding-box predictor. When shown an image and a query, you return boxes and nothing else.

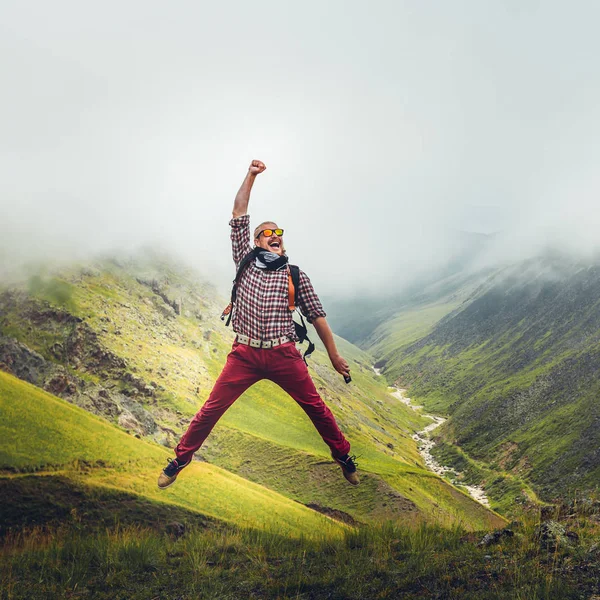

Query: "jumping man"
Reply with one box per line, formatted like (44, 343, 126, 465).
(158, 160, 359, 488)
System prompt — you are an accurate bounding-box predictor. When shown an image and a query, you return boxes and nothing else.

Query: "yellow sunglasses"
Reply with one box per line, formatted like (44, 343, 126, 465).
(257, 228, 284, 238)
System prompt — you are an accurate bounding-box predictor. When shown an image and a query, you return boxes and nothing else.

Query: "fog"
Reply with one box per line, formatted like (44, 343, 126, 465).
(2, 1, 600, 296)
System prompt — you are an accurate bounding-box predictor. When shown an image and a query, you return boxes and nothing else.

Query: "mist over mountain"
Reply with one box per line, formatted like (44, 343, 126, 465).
(3, 1, 600, 296)
(324, 228, 498, 342)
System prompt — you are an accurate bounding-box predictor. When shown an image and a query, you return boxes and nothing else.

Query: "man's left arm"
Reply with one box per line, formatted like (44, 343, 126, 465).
(296, 271, 350, 378)
(312, 317, 350, 378)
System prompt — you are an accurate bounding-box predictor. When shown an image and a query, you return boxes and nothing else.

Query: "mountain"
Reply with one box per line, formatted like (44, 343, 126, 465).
(324, 229, 497, 345)
(359, 252, 600, 500)
(0, 253, 504, 533)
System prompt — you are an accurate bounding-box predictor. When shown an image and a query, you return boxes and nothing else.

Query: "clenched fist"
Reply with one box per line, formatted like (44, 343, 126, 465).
(249, 160, 266, 175)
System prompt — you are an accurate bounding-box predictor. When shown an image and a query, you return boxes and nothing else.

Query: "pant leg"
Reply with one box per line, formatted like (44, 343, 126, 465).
(267, 342, 351, 458)
(175, 343, 263, 463)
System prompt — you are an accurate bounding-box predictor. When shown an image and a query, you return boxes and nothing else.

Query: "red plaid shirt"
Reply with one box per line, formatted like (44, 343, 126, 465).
(229, 215, 326, 341)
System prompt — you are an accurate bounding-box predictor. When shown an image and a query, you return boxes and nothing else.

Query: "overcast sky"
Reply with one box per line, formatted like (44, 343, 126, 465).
(2, 1, 600, 295)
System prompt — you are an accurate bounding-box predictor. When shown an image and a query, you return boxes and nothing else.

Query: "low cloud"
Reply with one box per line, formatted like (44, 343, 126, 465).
(2, 1, 600, 296)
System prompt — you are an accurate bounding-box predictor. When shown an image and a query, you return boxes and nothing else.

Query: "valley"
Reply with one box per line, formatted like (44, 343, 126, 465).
(2, 251, 600, 599)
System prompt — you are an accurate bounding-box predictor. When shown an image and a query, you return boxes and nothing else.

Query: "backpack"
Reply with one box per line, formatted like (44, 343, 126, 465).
(221, 250, 316, 362)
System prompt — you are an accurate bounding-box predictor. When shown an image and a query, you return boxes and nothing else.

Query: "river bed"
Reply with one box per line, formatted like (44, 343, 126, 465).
(390, 387, 490, 508)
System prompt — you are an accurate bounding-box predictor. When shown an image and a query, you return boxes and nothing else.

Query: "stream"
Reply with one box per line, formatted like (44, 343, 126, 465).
(375, 368, 490, 507)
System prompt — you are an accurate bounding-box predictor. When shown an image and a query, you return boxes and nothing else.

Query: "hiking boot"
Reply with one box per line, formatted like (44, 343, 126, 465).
(332, 454, 360, 486)
(157, 457, 189, 489)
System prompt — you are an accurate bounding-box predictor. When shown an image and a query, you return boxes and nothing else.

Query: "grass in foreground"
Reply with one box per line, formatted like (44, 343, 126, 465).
(2, 507, 600, 600)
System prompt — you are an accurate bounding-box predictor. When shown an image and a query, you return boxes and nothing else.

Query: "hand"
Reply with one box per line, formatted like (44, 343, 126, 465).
(330, 353, 350, 378)
(249, 160, 266, 175)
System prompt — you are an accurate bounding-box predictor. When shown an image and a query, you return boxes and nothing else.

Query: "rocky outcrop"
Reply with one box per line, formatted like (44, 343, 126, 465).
(0, 335, 157, 437)
(0, 337, 51, 387)
(1, 291, 128, 378)
(65, 322, 128, 375)
(0, 285, 187, 444)
(136, 278, 181, 315)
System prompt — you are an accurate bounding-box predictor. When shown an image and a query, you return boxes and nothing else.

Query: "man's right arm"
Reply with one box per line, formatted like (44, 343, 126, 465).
(232, 160, 266, 217)
(230, 160, 266, 266)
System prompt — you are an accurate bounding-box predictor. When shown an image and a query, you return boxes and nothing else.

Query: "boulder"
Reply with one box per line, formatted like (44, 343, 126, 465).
(534, 520, 579, 551)
(165, 522, 186, 539)
(478, 528, 515, 547)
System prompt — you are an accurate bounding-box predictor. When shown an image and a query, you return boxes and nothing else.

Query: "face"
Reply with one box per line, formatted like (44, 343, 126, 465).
(255, 222, 285, 256)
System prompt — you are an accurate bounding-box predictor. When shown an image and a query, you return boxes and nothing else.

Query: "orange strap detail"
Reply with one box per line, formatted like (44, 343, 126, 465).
(287, 267, 296, 311)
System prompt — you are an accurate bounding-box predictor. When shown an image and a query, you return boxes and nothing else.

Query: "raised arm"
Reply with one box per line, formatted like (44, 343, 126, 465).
(232, 160, 266, 218)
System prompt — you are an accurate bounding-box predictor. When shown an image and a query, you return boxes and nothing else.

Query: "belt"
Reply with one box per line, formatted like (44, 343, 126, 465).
(235, 334, 291, 349)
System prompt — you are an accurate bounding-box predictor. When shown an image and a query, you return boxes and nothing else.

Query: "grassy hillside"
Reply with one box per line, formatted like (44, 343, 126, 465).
(0, 254, 505, 531)
(368, 300, 460, 361)
(0, 370, 346, 538)
(366, 255, 600, 500)
(7, 256, 600, 599)
(0, 352, 597, 600)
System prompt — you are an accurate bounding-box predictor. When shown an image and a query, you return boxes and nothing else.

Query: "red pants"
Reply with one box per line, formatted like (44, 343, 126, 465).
(175, 342, 351, 462)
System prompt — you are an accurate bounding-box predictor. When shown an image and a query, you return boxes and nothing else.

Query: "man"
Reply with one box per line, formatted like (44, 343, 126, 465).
(158, 160, 359, 488)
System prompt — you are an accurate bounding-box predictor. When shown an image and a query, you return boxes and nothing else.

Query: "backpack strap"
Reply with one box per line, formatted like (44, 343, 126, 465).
(288, 265, 315, 363)
(288, 264, 300, 311)
(293, 312, 316, 364)
(221, 250, 255, 326)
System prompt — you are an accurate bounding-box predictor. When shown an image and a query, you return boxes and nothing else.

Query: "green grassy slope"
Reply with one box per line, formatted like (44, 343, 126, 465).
(366, 256, 600, 500)
(0, 371, 345, 538)
(367, 301, 460, 362)
(0, 255, 504, 530)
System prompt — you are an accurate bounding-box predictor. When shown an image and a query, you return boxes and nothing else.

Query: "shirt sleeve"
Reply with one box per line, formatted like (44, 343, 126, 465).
(296, 269, 326, 323)
(229, 214, 253, 268)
